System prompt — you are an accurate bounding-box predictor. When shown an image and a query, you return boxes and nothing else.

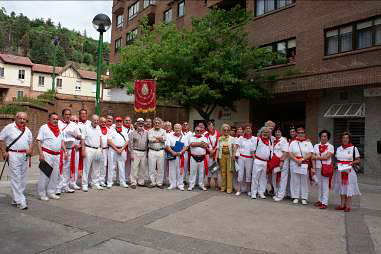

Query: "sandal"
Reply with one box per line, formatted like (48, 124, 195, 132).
(319, 204, 328, 209)
(314, 201, 322, 207)
(335, 205, 346, 210)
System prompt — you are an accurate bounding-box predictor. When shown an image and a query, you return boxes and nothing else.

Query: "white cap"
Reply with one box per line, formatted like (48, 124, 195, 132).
(136, 118, 144, 122)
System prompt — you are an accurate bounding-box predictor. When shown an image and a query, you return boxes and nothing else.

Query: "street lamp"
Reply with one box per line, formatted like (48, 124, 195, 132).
(51, 36, 60, 92)
(92, 13, 111, 115)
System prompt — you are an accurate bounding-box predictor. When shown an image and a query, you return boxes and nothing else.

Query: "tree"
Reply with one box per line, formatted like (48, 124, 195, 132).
(72, 49, 83, 63)
(83, 52, 93, 65)
(109, 6, 274, 120)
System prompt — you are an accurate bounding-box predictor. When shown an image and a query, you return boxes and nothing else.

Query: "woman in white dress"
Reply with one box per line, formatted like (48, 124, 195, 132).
(334, 132, 361, 212)
(312, 130, 334, 209)
(288, 127, 314, 205)
(271, 128, 289, 202)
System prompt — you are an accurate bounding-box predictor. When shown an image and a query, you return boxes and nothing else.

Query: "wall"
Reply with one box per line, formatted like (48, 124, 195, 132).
(188, 100, 250, 130)
(0, 61, 32, 89)
(32, 72, 53, 92)
(103, 87, 134, 102)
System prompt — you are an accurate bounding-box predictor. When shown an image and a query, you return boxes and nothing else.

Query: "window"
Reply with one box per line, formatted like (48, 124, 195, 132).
(57, 78, 62, 89)
(115, 37, 122, 53)
(18, 70, 25, 80)
(116, 14, 124, 28)
(16, 91, 23, 98)
(325, 16, 381, 56)
(262, 38, 296, 65)
(75, 80, 81, 91)
(144, 0, 155, 8)
(255, 0, 295, 16)
(38, 76, 45, 87)
(127, 28, 138, 44)
(128, 1, 139, 20)
(164, 9, 173, 23)
(0, 67, 4, 78)
(178, 1, 185, 17)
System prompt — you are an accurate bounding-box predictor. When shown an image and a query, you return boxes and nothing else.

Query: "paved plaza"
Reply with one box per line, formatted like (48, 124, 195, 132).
(0, 157, 380, 254)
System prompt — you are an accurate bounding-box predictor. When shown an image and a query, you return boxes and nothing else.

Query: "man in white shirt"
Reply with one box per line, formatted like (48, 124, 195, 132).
(82, 114, 103, 191)
(57, 108, 83, 194)
(0, 112, 33, 209)
(148, 117, 167, 188)
(106, 115, 114, 129)
(181, 122, 192, 185)
(99, 117, 109, 187)
(188, 126, 211, 191)
(123, 116, 134, 184)
(70, 115, 81, 189)
(107, 116, 129, 188)
(37, 112, 67, 201)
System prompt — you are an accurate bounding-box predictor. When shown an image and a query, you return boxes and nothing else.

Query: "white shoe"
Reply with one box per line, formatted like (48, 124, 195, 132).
(18, 202, 28, 210)
(82, 186, 89, 192)
(178, 186, 184, 191)
(301, 199, 308, 205)
(251, 194, 257, 199)
(100, 183, 106, 187)
(95, 184, 104, 190)
(188, 187, 193, 191)
(40, 196, 49, 201)
(11, 200, 17, 206)
(247, 192, 251, 196)
(293, 199, 299, 204)
(71, 183, 81, 190)
(235, 192, 241, 196)
(64, 187, 75, 193)
(167, 186, 175, 190)
(274, 197, 283, 202)
(200, 186, 207, 191)
(107, 184, 112, 189)
(121, 183, 129, 188)
(48, 194, 61, 200)
(259, 193, 266, 199)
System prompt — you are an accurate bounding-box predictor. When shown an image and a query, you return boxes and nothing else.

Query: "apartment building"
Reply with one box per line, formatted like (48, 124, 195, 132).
(110, 0, 381, 175)
(0, 53, 119, 102)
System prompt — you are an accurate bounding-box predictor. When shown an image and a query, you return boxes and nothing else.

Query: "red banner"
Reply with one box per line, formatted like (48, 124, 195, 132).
(134, 80, 156, 113)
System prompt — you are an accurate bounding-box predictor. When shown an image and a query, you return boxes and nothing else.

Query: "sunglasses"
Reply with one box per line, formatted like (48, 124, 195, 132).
(116, 120, 122, 122)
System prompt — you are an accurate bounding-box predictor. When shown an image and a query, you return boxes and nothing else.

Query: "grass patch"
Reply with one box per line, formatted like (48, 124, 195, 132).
(0, 104, 25, 115)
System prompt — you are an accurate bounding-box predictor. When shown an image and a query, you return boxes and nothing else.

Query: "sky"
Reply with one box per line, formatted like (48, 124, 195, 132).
(1, 1, 113, 42)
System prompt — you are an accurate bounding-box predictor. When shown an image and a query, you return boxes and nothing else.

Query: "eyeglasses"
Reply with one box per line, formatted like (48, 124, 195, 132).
(73, 120, 78, 123)
(297, 132, 305, 134)
(195, 130, 202, 133)
(223, 129, 229, 131)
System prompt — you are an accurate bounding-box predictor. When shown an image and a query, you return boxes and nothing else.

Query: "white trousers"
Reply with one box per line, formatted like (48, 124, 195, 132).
(8, 152, 28, 204)
(107, 149, 127, 185)
(183, 151, 189, 180)
(69, 150, 80, 186)
(290, 171, 309, 200)
(130, 150, 148, 186)
(168, 157, 185, 188)
(38, 152, 60, 198)
(82, 148, 103, 187)
(238, 157, 253, 183)
(273, 168, 289, 199)
(125, 151, 132, 183)
(189, 157, 205, 188)
(99, 148, 108, 185)
(58, 147, 75, 191)
(316, 167, 329, 205)
(148, 150, 165, 186)
(251, 160, 267, 195)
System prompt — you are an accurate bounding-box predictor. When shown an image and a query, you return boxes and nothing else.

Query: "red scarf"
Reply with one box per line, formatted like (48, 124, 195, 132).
(243, 133, 252, 139)
(260, 136, 269, 145)
(195, 134, 202, 138)
(116, 126, 123, 133)
(124, 124, 131, 129)
(79, 119, 87, 124)
(16, 123, 25, 132)
(166, 130, 172, 134)
(101, 126, 108, 135)
(274, 137, 281, 145)
(342, 143, 353, 149)
(296, 137, 306, 142)
(319, 144, 328, 154)
(48, 122, 60, 137)
(174, 132, 182, 137)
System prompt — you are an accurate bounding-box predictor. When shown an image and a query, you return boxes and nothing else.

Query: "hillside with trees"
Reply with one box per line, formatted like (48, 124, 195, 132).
(0, 7, 110, 71)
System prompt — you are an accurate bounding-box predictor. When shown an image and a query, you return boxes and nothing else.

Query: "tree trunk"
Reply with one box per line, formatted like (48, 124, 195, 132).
(194, 104, 217, 121)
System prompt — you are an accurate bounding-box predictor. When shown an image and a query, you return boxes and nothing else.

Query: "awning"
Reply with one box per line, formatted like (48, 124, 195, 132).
(324, 103, 365, 118)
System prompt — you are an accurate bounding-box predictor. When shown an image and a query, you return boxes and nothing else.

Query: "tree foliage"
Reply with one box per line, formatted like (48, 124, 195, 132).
(0, 7, 109, 70)
(109, 6, 276, 120)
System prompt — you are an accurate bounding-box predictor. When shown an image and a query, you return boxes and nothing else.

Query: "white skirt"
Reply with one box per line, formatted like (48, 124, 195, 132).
(333, 169, 361, 197)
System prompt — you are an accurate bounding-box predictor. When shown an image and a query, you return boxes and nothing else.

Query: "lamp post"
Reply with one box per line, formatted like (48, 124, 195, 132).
(51, 36, 60, 92)
(92, 14, 111, 115)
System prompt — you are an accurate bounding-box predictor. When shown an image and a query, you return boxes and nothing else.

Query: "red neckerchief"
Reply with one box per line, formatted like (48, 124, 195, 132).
(116, 126, 123, 133)
(195, 134, 202, 138)
(243, 133, 252, 139)
(100, 126, 108, 135)
(174, 132, 182, 137)
(296, 137, 306, 142)
(342, 143, 353, 149)
(16, 123, 25, 132)
(79, 119, 87, 124)
(48, 122, 60, 137)
(144, 127, 151, 131)
(319, 144, 328, 154)
(166, 130, 172, 134)
(288, 137, 296, 144)
(260, 136, 270, 145)
(124, 124, 131, 129)
(274, 137, 281, 145)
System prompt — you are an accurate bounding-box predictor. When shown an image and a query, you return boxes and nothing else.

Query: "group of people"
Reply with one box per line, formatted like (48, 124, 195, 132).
(0, 110, 361, 212)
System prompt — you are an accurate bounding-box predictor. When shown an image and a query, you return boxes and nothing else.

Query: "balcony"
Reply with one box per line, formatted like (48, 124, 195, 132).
(208, 0, 246, 10)
(138, 4, 156, 26)
(112, 0, 125, 14)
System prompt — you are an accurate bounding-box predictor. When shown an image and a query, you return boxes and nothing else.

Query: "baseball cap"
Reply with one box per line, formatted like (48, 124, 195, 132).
(115, 116, 123, 121)
(137, 118, 144, 122)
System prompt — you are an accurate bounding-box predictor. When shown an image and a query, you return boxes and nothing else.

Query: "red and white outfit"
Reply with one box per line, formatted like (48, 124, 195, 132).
(334, 145, 361, 197)
(188, 135, 210, 189)
(165, 133, 188, 189)
(123, 124, 134, 184)
(107, 127, 129, 187)
(272, 137, 289, 199)
(251, 137, 272, 197)
(237, 135, 256, 183)
(206, 130, 220, 178)
(37, 124, 63, 199)
(57, 120, 81, 192)
(182, 130, 192, 182)
(99, 126, 109, 186)
(314, 143, 334, 205)
(0, 122, 32, 206)
(289, 139, 314, 200)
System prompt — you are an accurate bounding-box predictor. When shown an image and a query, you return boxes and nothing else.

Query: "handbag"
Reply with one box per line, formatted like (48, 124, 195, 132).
(352, 146, 361, 173)
(319, 147, 333, 177)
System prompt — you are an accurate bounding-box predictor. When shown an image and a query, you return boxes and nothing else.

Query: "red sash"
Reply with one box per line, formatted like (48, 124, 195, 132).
(240, 154, 252, 159)
(338, 160, 351, 186)
(206, 130, 220, 161)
